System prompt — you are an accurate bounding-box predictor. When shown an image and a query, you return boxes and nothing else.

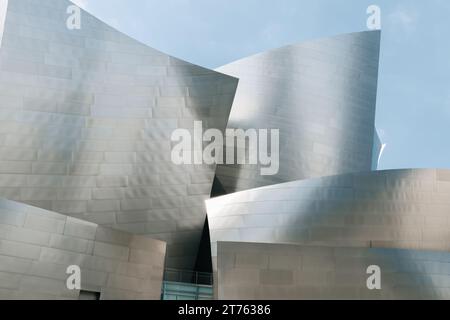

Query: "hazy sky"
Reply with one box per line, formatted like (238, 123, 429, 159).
(73, 0, 450, 171)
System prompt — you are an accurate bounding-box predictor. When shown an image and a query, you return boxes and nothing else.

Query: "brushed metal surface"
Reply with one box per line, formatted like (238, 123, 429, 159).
(0, 0, 447, 301)
(218, 241, 450, 300)
(208, 169, 450, 256)
(214, 31, 380, 194)
(0, 0, 238, 270)
(0, 198, 166, 300)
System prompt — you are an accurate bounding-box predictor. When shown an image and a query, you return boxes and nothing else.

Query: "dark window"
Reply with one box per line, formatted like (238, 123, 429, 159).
(78, 290, 101, 300)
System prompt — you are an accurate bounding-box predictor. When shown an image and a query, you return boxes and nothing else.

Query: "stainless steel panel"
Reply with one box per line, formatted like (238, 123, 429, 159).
(0, 198, 166, 300)
(208, 169, 450, 254)
(0, 0, 238, 270)
(217, 241, 450, 300)
(214, 31, 380, 194)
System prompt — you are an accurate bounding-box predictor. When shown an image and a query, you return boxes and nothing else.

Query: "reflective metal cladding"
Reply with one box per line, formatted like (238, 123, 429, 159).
(214, 31, 381, 194)
(0, 198, 166, 300)
(205, 29, 450, 300)
(217, 241, 450, 300)
(208, 169, 450, 254)
(0, 0, 448, 301)
(0, 0, 238, 270)
(208, 169, 450, 299)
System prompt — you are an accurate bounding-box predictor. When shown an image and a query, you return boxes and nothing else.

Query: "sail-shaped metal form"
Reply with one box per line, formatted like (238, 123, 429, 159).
(214, 31, 381, 194)
(0, 0, 238, 270)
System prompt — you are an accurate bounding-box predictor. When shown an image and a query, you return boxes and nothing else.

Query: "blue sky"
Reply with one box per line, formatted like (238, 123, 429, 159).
(73, 0, 450, 171)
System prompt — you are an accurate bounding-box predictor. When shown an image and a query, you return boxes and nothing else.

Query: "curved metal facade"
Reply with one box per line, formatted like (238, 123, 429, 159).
(204, 30, 450, 300)
(0, 0, 238, 269)
(0, 0, 447, 301)
(208, 169, 450, 255)
(214, 31, 381, 194)
(218, 241, 450, 300)
(0, 198, 166, 300)
(209, 169, 450, 299)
